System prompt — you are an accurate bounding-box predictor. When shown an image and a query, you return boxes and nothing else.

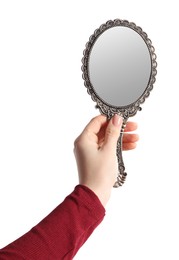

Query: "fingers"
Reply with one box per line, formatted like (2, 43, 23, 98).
(83, 115, 107, 135)
(123, 142, 137, 151)
(79, 115, 138, 152)
(123, 133, 139, 143)
(83, 116, 137, 135)
(103, 114, 123, 151)
(122, 133, 139, 151)
(124, 122, 138, 132)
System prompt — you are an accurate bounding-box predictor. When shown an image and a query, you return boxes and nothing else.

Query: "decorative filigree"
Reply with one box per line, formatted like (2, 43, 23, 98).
(81, 19, 157, 187)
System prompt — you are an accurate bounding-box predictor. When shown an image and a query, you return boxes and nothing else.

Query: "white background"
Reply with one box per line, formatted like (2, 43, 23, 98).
(0, 1, 178, 259)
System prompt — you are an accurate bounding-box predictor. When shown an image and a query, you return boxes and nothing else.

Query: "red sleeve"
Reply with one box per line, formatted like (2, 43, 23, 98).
(0, 185, 105, 259)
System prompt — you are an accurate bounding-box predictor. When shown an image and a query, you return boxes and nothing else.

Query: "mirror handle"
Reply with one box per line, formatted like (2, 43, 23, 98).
(113, 119, 127, 188)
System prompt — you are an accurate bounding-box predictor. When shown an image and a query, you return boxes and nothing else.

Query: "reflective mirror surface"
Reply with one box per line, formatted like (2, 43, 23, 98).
(88, 26, 152, 107)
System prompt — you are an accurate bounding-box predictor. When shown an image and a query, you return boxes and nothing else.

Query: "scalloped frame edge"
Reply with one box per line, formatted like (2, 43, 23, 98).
(81, 19, 157, 120)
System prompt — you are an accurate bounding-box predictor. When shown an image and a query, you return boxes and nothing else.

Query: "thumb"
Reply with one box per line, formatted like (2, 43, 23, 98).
(103, 114, 123, 150)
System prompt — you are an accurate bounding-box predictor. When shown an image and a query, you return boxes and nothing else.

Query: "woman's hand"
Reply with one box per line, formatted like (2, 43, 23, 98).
(74, 114, 138, 207)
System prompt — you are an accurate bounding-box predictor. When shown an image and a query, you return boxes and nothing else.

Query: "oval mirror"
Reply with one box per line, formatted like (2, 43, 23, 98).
(82, 19, 157, 187)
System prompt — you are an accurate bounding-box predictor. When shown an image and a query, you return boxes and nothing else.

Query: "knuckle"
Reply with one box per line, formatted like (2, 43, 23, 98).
(74, 136, 80, 149)
(106, 127, 115, 137)
(74, 135, 84, 151)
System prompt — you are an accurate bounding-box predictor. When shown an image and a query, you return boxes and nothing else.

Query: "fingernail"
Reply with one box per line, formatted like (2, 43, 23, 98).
(112, 114, 122, 127)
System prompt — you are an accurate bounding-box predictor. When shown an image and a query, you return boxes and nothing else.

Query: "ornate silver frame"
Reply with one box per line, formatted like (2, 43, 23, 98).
(81, 19, 157, 187)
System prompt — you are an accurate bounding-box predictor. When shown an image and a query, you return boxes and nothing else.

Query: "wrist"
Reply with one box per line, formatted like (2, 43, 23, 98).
(93, 187, 112, 207)
(80, 182, 112, 207)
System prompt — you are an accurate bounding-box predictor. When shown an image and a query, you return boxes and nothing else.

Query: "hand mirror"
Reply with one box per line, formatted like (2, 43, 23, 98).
(81, 19, 157, 187)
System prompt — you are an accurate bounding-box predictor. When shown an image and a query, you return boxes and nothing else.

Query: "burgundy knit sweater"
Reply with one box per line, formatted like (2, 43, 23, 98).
(0, 185, 105, 259)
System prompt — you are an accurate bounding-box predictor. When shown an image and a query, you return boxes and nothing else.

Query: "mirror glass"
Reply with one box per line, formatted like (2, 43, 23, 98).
(88, 26, 151, 107)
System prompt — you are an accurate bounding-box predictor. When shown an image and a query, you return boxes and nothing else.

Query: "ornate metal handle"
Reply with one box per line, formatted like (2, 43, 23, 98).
(113, 120, 127, 188)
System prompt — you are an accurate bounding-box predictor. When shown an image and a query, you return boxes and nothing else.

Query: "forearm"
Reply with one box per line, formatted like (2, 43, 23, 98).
(0, 185, 105, 260)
